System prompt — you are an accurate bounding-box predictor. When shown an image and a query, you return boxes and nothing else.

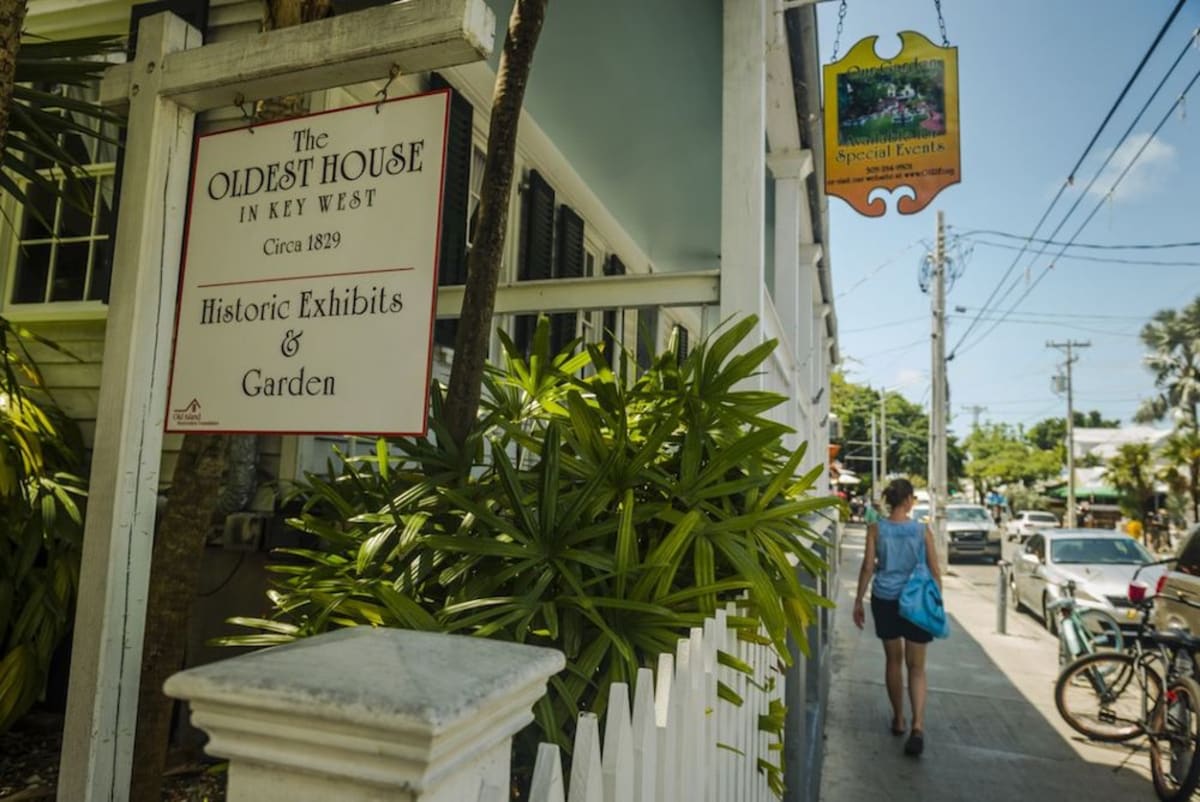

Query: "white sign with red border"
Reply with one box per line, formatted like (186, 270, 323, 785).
(166, 89, 451, 436)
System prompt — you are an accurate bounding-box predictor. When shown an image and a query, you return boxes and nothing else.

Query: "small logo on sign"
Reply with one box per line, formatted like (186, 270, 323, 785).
(172, 398, 204, 425)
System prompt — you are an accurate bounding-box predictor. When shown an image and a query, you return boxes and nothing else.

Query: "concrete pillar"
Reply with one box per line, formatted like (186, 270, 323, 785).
(165, 628, 564, 802)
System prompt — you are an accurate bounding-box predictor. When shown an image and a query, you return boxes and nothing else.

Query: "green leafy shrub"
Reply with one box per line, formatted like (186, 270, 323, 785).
(224, 316, 838, 754)
(0, 321, 87, 731)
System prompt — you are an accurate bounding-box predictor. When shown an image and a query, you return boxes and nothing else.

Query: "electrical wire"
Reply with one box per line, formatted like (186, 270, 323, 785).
(946, 17, 1198, 359)
(947, 314, 1140, 339)
(951, 306, 1148, 321)
(1065, 0, 1189, 184)
(840, 315, 928, 334)
(851, 336, 927, 361)
(835, 239, 923, 299)
(964, 239, 1200, 268)
(954, 62, 1200, 357)
(958, 25, 1200, 336)
(954, 228, 1200, 251)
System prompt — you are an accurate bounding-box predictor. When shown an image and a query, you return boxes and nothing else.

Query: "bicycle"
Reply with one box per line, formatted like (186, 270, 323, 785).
(1046, 579, 1125, 666)
(1055, 560, 1200, 801)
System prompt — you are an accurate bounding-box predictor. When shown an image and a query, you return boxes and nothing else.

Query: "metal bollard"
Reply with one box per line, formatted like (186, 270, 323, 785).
(996, 560, 1009, 635)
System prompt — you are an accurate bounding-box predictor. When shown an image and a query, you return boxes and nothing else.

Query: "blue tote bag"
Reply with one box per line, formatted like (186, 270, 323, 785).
(899, 562, 950, 639)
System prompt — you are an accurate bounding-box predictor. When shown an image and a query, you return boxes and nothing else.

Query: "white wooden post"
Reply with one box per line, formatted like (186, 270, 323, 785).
(163, 628, 563, 802)
(58, 3, 495, 800)
(720, 0, 767, 364)
(630, 668, 657, 802)
(57, 15, 201, 802)
(601, 683, 634, 802)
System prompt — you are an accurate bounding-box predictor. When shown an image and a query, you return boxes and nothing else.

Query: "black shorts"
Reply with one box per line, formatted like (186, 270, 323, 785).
(870, 595, 933, 644)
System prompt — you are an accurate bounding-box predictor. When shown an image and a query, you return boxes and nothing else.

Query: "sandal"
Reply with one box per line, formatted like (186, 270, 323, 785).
(889, 719, 906, 736)
(904, 730, 924, 757)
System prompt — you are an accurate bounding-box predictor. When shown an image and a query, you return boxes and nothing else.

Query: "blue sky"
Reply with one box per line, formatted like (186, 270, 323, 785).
(817, 0, 1200, 437)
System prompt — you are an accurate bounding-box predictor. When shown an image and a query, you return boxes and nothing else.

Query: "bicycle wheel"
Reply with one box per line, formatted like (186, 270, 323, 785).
(1078, 609, 1125, 652)
(1150, 676, 1200, 802)
(1055, 651, 1162, 742)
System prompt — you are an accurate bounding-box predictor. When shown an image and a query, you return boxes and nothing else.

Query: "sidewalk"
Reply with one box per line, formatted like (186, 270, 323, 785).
(820, 525, 1154, 802)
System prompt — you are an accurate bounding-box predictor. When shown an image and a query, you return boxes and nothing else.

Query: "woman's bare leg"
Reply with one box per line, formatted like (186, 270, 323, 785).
(904, 640, 928, 732)
(883, 638, 905, 729)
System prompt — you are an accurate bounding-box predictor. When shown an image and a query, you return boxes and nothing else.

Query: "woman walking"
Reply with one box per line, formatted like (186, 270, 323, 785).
(852, 477, 942, 757)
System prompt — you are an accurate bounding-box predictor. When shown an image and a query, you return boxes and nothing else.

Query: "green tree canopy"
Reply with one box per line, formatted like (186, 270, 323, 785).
(831, 373, 964, 493)
(962, 423, 1060, 501)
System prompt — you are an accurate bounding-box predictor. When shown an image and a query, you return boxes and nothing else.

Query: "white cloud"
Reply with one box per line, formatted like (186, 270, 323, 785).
(892, 367, 926, 389)
(1086, 132, 1176, 202)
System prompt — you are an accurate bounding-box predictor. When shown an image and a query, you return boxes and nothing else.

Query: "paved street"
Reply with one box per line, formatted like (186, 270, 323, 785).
(820, 524, 1156, 802)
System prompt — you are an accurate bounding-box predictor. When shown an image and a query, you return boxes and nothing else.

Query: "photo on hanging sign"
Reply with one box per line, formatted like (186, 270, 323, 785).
(823, 31, 960, 217)
(165, 89, 451, 436)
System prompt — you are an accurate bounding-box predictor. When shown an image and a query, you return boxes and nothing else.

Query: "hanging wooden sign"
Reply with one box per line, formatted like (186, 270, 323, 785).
(823, 31, 960, 216)
(165, 90, 451, 436)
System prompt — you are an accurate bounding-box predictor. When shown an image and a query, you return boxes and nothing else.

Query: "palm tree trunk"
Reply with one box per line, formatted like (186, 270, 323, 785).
(443, 0, 547, 449)
(129, 1, 330, 798)
(0, 0, 27, 155)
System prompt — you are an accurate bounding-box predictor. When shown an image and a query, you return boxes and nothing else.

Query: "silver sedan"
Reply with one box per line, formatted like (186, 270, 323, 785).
(1010, 528, 1166, 631)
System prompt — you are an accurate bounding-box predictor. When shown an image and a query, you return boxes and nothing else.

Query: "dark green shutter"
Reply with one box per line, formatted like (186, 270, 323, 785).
(550, 205, 585, 353)
(674, 324, 689, 363)
(430, 73, 473, 347)
(516, 170, 556, 354)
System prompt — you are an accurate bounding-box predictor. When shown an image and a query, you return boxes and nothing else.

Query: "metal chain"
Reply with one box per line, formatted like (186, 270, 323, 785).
(933, 0, 950, 46)
(831, 0, 848, 61)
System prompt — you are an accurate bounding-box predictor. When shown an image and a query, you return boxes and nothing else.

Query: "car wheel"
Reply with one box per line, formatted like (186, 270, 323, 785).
(1010, 575, 1023, 612)
(1043, 593, 1058, 635)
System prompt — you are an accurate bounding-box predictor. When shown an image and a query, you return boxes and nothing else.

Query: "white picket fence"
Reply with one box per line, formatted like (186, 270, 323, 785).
(528, 605, 785, 802)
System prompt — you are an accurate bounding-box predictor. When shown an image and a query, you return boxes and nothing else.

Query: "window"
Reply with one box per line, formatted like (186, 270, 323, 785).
(8, 82, 119, 309)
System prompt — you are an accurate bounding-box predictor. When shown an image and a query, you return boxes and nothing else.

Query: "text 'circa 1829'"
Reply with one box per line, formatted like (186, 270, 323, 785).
(166, 90, 452, 435)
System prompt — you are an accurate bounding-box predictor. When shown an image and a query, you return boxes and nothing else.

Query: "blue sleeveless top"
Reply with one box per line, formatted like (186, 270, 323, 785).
(872, 519, 928, 601)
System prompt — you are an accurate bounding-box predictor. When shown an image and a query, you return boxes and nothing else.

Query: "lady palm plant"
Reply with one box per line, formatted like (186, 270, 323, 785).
(223, 316, 839, 757)
(0, 320, 87, 731)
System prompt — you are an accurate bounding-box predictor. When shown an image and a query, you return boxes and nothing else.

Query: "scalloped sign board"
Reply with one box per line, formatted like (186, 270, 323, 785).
(165, 89, 450, 436)
(824, 32, 960, 217)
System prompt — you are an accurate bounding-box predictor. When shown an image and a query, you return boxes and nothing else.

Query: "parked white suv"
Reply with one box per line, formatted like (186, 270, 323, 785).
(1007, 510, 1059, 538)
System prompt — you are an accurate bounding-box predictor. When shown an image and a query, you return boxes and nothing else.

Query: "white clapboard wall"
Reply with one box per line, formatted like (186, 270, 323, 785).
(528, 605, 785, 802)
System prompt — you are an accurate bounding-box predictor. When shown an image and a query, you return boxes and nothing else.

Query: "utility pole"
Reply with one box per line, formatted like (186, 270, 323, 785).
(930, 210, 949, 573)
(879, 389, 888, 483)
(1048, 340, 1091, 528)
(962, 404, 988, 429)
(870, 413, 879, 492)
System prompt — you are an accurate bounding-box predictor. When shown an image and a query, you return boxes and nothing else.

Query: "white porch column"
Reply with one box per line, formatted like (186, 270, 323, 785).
(767, 150, 813, 451)
(721, 0, 767, 366)
(766, 151, 812, 358)
(165, 629, 564, 802)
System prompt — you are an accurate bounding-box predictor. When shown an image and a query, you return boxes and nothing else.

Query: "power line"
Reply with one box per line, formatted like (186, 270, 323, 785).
(840, 315, 927, 333)
(946, 314, 1140, 339)
(959, 24, 1200, 331)
(947, 16, 1197, 359)
(1065, 0, 1189, 184)
(955, 60, 1200, 358)
(952, 306, 1148, 321)
(953, 228, 1200, 251)
(966, 239, 1200, 267)
(834, 239, 923, 299)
